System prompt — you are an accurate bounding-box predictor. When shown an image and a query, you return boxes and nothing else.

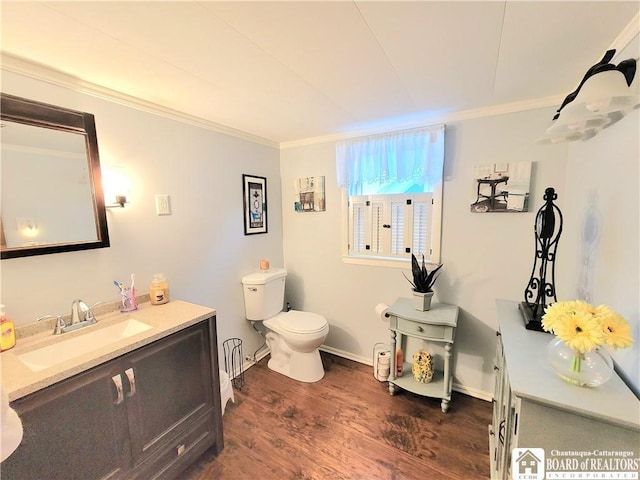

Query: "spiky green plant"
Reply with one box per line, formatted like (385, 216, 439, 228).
(403, 254, 443, 293)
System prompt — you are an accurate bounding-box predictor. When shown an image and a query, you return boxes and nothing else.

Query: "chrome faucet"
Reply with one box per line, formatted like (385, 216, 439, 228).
(36, 300, 99, 336)
(37, 314, 67, 335)
(70, 299, 96, 325)
(67, 299, 97, 332)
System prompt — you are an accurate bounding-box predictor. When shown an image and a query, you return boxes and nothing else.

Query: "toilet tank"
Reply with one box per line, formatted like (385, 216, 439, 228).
(241, 268, 287, 320)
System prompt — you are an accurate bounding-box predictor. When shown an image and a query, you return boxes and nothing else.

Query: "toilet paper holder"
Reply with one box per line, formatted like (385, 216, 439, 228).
(374, 303, 390, 321)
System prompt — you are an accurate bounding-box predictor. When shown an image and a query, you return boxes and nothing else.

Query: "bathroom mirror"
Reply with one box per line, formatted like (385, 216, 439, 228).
(0, 93, 110, 259)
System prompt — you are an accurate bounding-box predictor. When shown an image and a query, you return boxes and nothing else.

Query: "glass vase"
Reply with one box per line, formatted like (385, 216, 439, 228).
(546, 337, 613, 387)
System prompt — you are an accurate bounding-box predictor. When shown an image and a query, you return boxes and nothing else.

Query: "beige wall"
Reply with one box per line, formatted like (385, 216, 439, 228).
(564, 108, 639, 394)
(3, 52, 638, 398)
(0, 70, 284, 368)
(280, 107, 572, 399)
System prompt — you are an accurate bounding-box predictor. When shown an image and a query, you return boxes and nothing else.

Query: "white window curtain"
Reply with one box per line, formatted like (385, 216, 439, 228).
(336, 125, 445, 195)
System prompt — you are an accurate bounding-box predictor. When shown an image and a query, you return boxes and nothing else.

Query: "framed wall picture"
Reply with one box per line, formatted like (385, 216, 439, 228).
(470, 161, 532, 213)
(242, 174, 268, 235)
(294, 176, 326, 212)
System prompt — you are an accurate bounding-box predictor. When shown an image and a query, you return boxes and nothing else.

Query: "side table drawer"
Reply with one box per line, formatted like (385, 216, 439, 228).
(397, 317, 447, 340)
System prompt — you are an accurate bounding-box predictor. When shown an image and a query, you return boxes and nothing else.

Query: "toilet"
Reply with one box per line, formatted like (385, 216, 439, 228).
(241, 268, 329, 382)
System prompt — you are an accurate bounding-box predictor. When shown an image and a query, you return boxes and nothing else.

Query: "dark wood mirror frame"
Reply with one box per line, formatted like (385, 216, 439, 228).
(1, 93, 110, 259)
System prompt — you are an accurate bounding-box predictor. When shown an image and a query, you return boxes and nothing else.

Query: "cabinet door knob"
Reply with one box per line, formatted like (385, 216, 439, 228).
(112, 374, 124, 405)
(124, 368, 136, 397)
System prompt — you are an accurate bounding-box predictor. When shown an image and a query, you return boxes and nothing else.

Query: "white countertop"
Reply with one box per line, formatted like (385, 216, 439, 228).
(496, 299, 640, 431)
(1, 300, 215, 402)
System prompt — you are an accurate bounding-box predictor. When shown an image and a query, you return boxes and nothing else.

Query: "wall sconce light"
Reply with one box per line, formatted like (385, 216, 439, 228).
(103, 166, 131, 208)
(538, 50, 639, 144)
(114, 195, 127, 208)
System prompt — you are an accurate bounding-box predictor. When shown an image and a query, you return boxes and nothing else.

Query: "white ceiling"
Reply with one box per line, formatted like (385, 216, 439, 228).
(1, 1, 639, 146)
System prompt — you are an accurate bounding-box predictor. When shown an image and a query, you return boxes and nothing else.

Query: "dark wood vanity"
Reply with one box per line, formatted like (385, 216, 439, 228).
(1, 304, 223, 480)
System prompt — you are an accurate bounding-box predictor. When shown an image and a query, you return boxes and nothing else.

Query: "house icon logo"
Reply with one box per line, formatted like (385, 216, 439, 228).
(512, 448, 545, 480)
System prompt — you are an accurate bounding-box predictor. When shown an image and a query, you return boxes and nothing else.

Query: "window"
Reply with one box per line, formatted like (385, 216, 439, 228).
(337, 125, 444, 267)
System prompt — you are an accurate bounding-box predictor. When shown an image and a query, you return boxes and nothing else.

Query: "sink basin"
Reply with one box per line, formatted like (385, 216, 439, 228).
(18, 319, 153, 372)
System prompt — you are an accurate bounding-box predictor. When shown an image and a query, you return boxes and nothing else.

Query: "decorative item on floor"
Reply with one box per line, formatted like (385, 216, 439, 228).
(412, 350, 434, 384)
(223, 338, 245, 390)
(538, 49, 639, 144)
(542, 300, 633, 387)
(519, 187, 562, 331)
(373, 343, 391, 381)
(242, 174, 268, 235)
(294, 176, 326, 212)
(403, 254, 443, 311)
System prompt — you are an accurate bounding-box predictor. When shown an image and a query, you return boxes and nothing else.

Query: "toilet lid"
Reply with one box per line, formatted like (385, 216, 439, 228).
(278, 311, 327, 333)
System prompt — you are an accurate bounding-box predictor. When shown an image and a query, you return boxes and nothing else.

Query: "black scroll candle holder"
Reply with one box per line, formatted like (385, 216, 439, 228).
(520, 187, 563, 331)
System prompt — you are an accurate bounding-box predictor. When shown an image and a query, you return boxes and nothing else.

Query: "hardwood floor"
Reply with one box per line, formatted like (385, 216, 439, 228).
(180, 353, 493, 480)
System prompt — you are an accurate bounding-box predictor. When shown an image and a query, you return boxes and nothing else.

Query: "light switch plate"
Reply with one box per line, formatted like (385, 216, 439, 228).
(155, 194, 171, 215)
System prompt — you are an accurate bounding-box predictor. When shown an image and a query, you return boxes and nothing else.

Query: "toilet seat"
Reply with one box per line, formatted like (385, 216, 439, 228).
(269, 310, 327, 334)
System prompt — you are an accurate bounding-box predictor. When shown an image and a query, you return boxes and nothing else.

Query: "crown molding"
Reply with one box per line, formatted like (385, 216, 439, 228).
(0, 52, 564, 151)
(0, 53, 279, 149)
(280, 95, 564, 149)
(608, 12, 640, 56)
(4, 12, 635, 153)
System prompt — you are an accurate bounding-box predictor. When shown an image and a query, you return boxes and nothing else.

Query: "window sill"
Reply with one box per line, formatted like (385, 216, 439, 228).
(341, 255, 412, 269)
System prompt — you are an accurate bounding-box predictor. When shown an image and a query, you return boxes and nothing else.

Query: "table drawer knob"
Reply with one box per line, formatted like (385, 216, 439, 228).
(416, 325, 424, 332)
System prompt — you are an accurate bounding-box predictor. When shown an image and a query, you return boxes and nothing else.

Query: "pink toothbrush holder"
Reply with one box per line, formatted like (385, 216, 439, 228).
(120, 287, 137, 313)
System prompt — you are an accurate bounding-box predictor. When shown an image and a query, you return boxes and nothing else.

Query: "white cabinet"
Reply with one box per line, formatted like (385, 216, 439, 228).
(490, 300, 640, 480)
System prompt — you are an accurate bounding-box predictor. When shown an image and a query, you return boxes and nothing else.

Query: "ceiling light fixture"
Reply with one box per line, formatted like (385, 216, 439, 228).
(538, 50, 639, 144)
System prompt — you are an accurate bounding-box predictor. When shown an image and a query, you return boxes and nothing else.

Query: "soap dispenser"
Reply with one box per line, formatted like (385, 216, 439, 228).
(0, 306, 16, 352)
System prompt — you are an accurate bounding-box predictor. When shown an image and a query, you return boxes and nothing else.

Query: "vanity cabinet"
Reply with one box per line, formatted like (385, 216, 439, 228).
(2, 361, 131, 480)
(490, 300, 640, 480)
(2, 317, 223, 480)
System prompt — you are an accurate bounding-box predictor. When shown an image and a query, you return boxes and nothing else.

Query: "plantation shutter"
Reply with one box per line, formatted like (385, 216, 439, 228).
(390, 203, 403, 255)
(370, 200, 384, 254)
(348, 194, 433, 260)
(350, 200, 366, 254)
(412, 199, 432, 257)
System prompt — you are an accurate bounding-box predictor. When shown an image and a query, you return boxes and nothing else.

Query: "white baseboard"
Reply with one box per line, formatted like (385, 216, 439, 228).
(320, 345, 372, 366)
(320, 345, 493, 402)
(451, 382, 493, 402)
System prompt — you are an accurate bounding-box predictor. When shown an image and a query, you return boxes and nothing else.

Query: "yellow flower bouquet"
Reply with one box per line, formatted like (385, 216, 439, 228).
(542, 300, 634, 386)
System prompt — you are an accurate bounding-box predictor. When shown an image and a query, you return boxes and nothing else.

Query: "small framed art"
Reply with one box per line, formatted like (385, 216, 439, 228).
(242, 174, 268, 235)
